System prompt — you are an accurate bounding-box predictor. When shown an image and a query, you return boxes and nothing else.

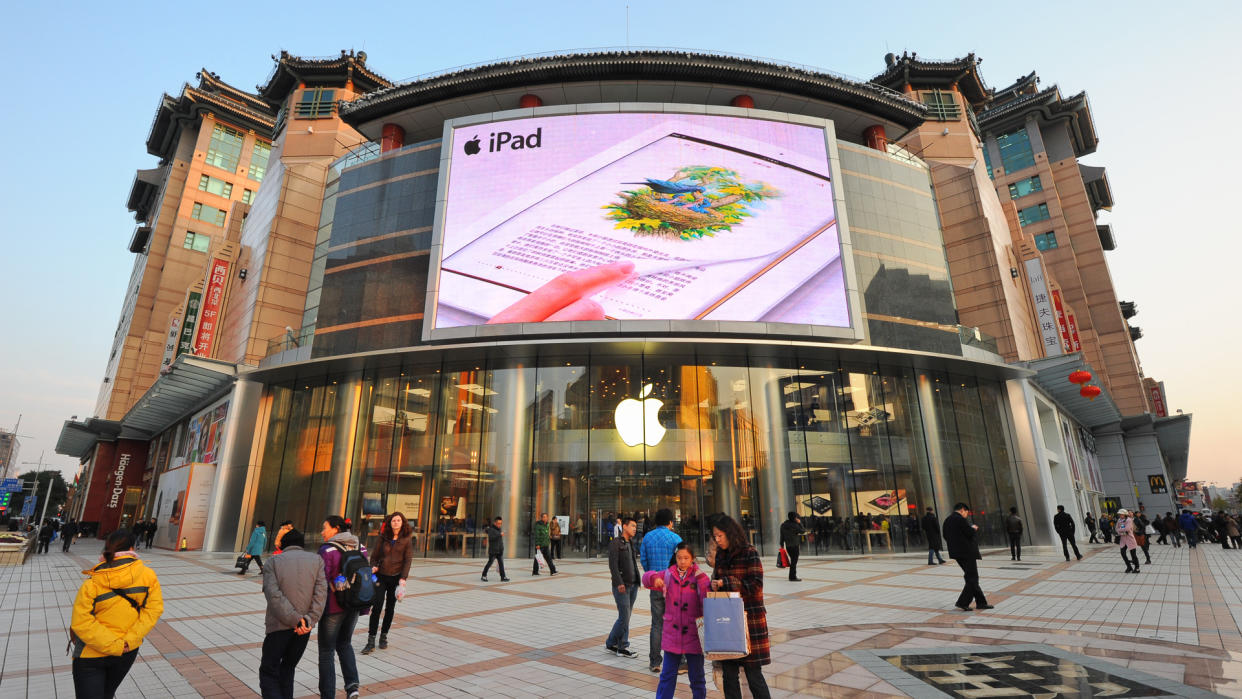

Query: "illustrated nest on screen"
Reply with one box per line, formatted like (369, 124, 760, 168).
(603, 166, 780, 240)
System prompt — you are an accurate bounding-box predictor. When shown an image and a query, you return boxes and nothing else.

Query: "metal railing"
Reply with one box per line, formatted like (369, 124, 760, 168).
(265, 325, 315, 357)
(958, 325, 1000, 355)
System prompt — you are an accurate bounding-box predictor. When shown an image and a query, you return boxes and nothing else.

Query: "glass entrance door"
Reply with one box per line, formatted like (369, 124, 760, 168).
(587, 473, 703, 557)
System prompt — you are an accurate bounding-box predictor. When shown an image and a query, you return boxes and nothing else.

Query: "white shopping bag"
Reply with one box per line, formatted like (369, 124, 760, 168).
(535, 548, 547, 567)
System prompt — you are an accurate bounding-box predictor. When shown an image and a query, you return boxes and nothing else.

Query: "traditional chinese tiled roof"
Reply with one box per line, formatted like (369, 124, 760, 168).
(340, 49, 927, 129)
(991, 71, 1040, 103)
(977, 85, 1097, 156)
(145, 77, 278, 160)
(257, 50, 393, 101)
(870, 52, 991, 106)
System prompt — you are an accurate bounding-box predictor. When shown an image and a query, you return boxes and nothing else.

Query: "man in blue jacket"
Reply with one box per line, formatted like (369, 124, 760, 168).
(1179, 510, 1199, 548)
(639, 509, 681, 673)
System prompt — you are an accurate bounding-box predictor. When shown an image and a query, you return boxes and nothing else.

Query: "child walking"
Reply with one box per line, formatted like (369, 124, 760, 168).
(642, 543, 711, 699)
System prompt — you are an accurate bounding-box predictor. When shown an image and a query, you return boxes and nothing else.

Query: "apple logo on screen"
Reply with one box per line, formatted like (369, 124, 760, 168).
(463, 136, 481, 156)
(615, 383, 665, 447)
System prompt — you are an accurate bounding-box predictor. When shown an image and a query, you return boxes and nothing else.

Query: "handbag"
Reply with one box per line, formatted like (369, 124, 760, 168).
(1135, 534, 1147, 547)
(701, 591, 749, 661)
(235, 554, 248, 570)
(777, 547, 788, 568)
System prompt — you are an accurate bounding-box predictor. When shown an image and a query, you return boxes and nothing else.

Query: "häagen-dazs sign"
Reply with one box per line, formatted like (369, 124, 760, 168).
(107, 454, 131, 509)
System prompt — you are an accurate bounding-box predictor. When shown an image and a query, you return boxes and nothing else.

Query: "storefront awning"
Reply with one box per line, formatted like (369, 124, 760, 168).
(1023, 353, 1122, 427)
(55, 418, 124, 459)
(122, 355, 237, 435)
(1154, 413, 1192, 482)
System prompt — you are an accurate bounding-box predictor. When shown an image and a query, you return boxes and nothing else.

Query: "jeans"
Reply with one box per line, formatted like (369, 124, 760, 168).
(1008, 533, 1022, 560)
(368, 574, 400, 636)
(1059, 534, 1082, 560)
(532, 546, 556, 575)
(786, 546, 800, 580)
(606, 583, 639, 650)
(719, 660, 771, 699)
(954, 558, 988, 608)
(318, 611, 360, 699)
(928, 546, 944, 564)
(657, 652, 705, 699)
(1185, 530, 1198, 548)
(649, 590, 665, 666)
(260, 628, 310, 699)
(482, 554, 506, 578)
(72, 648, 138, 699)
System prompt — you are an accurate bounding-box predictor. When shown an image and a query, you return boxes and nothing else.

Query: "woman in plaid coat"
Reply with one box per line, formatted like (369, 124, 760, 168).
(710, 514, 771, 699)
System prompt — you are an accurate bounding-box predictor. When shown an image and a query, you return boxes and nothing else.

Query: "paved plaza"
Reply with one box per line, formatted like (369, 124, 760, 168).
(3, 538, 1241, 697)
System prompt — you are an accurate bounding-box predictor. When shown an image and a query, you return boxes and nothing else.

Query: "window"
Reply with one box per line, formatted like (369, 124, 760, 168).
(295, 88, 335, 119)
(183, 231, 210, 253)
(1008, 175, 1042, 199)
(1017, 202, 1051, 226)
(996, 127, 1036, 173)
(1034, 231, 1059, 251)
(982, 144, 994, 180)
(197, 174, 233, 198)
(248, 141, 271, 182)
(241, 189, 254, 204)
(921, 89, 960, 120)
(191, 202, 226, 226)
(205, 124, 245, 172)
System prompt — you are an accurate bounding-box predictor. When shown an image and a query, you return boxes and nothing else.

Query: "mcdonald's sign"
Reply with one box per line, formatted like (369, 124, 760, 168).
(1148, 474, 1168, 494)
(1101, 497, 1122, 514)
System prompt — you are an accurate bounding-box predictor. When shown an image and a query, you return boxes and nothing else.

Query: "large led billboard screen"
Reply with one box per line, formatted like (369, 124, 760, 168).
(431, 111, 851, 331)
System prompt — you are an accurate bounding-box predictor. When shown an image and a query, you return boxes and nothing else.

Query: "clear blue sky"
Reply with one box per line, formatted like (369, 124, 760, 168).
(1, 1, 1238, 485)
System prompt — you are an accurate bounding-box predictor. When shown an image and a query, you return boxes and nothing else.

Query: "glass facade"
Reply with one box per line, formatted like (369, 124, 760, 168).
(997, 127, 1036, 174)
(247, 345, 1021, 559)
(205, 124, 245, 172)
(1017, 203, 1051, 227)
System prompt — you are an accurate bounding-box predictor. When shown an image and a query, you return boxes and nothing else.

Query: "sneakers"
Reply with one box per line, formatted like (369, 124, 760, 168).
(500, 577, 511, 582)
(347, 689, 360, 699)
(481, 576, 488, 582)
(650, 664, 661, 673)
(615, 648, 638, 658)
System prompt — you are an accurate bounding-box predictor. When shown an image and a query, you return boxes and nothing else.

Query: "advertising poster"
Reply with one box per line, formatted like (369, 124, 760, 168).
(152, 462, 216, 550)
(434, 112, 849, 329)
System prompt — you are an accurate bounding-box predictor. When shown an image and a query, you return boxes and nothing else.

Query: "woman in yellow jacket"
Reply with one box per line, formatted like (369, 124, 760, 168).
(71, 529, 164, 699)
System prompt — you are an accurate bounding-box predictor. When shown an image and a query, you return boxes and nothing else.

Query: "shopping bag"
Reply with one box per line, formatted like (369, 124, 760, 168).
(777, 547, 789, 569)
(701, 592, 749, 660)
(234, 554, 248, 570)
(534, 548, 547, 568)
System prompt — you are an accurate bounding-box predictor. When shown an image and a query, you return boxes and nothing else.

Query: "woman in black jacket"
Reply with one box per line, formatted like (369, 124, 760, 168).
(921, 507, 945, 565)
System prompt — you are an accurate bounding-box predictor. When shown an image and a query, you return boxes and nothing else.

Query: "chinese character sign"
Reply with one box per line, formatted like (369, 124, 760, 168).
(1051, 290, 1072, 353)
(191, 259, 230, 357)
(176, 291, 203, 357)
(1024, 259, 1062, 357)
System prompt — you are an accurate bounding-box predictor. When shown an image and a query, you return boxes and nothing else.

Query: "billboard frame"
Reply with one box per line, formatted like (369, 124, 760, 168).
(422, 103, 865, 345)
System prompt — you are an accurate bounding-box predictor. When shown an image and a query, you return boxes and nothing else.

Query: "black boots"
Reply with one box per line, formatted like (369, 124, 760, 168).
(378, 634, 388, 650)
(361, 634, 376, 654)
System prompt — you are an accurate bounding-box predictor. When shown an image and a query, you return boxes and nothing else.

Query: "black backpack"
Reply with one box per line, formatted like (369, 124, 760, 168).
(330, 543, 376, 611)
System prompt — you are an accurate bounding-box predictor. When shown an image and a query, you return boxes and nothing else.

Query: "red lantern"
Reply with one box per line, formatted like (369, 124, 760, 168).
(1068, 370, 1092, 385)
(1080, 385, 1102, 401)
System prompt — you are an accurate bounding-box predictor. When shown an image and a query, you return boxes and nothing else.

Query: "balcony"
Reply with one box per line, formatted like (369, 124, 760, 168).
(1119, 300, 1137, 319)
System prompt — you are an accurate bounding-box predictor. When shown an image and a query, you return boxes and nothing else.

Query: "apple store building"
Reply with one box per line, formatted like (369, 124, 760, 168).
(243, 51, 1029, 559)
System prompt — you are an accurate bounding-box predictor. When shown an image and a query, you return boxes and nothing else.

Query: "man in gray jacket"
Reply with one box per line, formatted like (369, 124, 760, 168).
(260, 529, 327, 699)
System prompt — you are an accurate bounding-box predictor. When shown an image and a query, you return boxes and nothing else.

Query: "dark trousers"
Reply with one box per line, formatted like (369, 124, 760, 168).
(1121, 547, 1139, 571)
(37, 538, 50, 554)
(259, 628, 310, 699)
(318, 611, 360, 699)
(1087, 528, 1098, 543)
(532, 546, 556, 574)
(649, 590, 665, 667)
(550, 538, 562, 559)
(72, 648, 138, 699)
(1059, 533, 1082, 560)
(482, 553, 506, 578)
(1185, 530, 1197, 548)
(1141, 540, 1151, 563)
(368, 574, 400, 636)
(146, 534, 155, 548)
(954, 558, 988, 608)
(719, 660, 771, 699)
(786, 546, 800, 580)
(928, 546, 945, 564)
(240, 554, 265, 573)
(1231, 535, 1241, 549)
(1008, 533, 1022, 560)
(62, 536, 73, 552)
(658, 651, 705, 699)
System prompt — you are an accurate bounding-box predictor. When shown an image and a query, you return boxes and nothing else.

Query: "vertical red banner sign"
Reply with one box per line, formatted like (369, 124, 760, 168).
(1149, 384, 1168, 417)
(1066, 313, 1082, 352)
(192, 258, 230, 357)
(1050, 290, 1072, 352)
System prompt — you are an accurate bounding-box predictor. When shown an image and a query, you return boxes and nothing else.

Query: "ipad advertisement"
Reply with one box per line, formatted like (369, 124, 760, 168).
(432, 111, 852, 331)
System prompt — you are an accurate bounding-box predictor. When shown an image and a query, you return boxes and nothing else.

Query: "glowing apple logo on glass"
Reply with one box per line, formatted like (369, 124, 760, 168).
(615, 383, 665, 447)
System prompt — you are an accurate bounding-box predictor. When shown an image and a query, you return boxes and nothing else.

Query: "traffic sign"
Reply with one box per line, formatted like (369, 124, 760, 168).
(20, 495, 35, 518)
(0, 479, 20, 493)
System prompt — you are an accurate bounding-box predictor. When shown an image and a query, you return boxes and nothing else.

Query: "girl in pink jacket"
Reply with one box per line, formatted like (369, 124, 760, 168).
(1115, 509, 1141, 573)
(643, 543, 711, 699)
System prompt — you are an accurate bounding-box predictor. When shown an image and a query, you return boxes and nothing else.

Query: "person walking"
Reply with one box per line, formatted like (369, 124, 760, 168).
(240, 522, 268, 575)
(1215, 512, 1232, 550)
(1227, 514, 1242, 550)
(779, 512, 805, 581)
(710, 514, 771, 699)
(1053, 505, 1083, 561)
(131, 520, 145, 550)
(922, 507, 946, 565)
(573, 514, 585, 552)
(37, 519, 53, 554)
(259, 528, 327, 699)
(1136, 514, 1153, 564)
(480, 516, 509, 582)
(531, 512, 558, 576)
(61, 519, 79, 552)
(1084, 512, 1098, 543)
(1100, 513, 1113, 544)
(643, 543, 710, 699)
(70, 529, 164, 699)
(1164, 513, 1182, 548)
(1115, 509, 1141, 573)
(549, 515, 563, 560)
(640, 508, 682, 673)
(145, 519, 157, 549)
(362, 511, 414, 655)
(943, 503, 992, 612)
(317, 516, 368, 699)
(1005, 507, 1023, 561)
(606, 516, 641, 658)
(1179, 510, 1199, 548)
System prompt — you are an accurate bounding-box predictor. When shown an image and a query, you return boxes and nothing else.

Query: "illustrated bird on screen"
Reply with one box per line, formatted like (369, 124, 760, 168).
(623, 178, 705, 195)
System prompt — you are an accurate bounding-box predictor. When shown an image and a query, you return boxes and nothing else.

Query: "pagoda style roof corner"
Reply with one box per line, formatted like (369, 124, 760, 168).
(977, 85, 1097, 156)
(870, 51, 991, 106)
(145, 78, 278, 160)
(258, 50, 393, 102)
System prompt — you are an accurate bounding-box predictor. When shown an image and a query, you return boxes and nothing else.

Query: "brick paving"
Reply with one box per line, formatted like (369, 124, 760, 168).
(3, 538, 1242, 697)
